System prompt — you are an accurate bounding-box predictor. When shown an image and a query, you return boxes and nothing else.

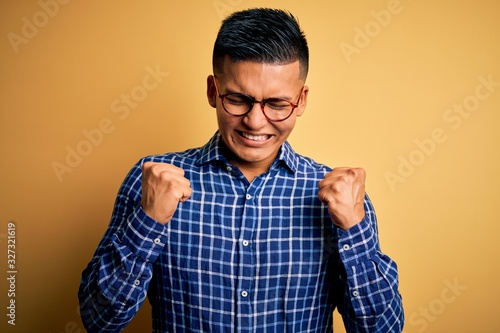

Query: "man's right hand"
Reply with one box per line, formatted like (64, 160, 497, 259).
(140, 162, 192, 224)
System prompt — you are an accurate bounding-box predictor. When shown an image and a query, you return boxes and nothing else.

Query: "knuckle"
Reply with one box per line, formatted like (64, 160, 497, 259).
(142, 161, 153, 173)
(149, 163, 164, 174)
(166, 164, 184, 175)
(331, 182, 343, 192)
(159, 170, 171, 181)
(346, 168, 356, 177)
(336, 174, 350, 184)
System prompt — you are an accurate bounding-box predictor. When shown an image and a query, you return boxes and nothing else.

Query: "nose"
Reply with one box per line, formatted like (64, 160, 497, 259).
(242, 102, 268, 129)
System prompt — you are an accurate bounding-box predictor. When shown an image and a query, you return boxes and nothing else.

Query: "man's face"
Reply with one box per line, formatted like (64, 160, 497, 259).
(207, 59, 308, 172)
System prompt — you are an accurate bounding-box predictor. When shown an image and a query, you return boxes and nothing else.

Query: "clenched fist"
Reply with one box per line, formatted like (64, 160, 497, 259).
(140, 162, 192, 224)
(318, 167, 366, 230)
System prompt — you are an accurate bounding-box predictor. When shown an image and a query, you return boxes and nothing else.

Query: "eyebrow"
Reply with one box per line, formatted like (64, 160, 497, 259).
(223, 88, 294, 102)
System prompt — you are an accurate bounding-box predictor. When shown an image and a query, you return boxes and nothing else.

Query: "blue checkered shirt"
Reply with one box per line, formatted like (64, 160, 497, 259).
(79, 132, 404, 332)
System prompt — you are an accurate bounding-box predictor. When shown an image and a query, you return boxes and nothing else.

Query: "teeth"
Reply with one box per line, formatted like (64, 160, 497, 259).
(241, 132, 269, 141)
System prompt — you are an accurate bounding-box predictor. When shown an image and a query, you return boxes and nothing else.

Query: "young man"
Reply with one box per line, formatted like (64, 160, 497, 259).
(79, 8, 404, 332)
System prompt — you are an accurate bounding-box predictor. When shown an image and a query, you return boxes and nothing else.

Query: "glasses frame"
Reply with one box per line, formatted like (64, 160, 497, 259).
(212, 76, 303, 122)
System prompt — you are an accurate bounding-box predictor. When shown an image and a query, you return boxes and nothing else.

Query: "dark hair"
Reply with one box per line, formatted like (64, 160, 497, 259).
(212, 8, 309, 79)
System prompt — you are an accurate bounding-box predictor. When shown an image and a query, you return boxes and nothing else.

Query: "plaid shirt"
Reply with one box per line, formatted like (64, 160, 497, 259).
(79, 132, 404, 332)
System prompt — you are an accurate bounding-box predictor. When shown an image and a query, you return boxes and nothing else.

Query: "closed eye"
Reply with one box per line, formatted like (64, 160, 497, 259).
(225, 94, 252, 106)
(266, 99, 292, 110)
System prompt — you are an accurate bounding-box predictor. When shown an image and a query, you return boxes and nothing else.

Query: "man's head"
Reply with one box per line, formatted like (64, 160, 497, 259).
(212, 8, 309, 80)
(207, 8, 310, 179)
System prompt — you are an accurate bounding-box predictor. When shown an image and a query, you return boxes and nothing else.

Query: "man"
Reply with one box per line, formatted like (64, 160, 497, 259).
(79, 8, 404, 332)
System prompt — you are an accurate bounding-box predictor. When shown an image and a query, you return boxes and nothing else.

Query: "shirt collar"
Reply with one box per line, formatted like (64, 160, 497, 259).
(197, 131, 298, 174)
(196, 132, 227, 165)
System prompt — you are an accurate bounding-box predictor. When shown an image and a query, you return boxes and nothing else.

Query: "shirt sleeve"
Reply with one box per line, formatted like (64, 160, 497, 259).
(78, 160, 167, 333)
(333, 194, 404, 332)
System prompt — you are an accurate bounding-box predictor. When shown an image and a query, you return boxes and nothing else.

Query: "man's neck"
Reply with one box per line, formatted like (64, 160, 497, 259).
(219, 139, 278, 182)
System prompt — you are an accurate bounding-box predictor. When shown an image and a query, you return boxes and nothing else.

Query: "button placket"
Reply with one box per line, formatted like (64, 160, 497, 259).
(237, 182, 260, 324)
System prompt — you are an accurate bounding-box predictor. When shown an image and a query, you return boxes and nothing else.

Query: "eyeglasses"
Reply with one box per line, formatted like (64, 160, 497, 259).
(213, 76, 303, 122)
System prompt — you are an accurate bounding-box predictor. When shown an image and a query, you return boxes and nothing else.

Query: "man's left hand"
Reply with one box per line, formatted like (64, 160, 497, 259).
(318, 167, 366, 230)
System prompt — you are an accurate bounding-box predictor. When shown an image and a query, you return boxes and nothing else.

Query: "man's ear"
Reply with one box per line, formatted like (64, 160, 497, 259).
(207, 75, 217, 108)
(296, 85, 309, 117)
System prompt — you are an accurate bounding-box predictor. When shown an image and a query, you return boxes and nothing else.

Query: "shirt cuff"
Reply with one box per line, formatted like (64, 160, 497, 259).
(115, 205, 168, 262)
(336, 216, 379, 266)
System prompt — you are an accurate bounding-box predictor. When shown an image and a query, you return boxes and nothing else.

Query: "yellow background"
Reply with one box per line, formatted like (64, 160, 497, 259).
(1, 0, 499, 332)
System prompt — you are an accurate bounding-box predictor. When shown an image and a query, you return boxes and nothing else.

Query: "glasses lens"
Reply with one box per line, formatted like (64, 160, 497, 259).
(223, 94, 252, 115)
(263, 99, 294, 121)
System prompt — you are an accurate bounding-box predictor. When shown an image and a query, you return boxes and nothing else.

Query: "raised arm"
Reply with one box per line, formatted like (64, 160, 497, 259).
(319, 167, 404, 332)
(78, 159, 191, 332)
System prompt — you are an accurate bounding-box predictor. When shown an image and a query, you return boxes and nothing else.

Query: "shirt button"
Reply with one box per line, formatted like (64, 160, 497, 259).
(154, 238, 161, 245)
(226, 166, 233, 172)
(134, 279, 140, 286)
(241, 290, 248, 297)
(242, 240, 249, 246)
(342, 244, 351, 251)
(352, 290, 359, 297)
(246, 194, 252, 200)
